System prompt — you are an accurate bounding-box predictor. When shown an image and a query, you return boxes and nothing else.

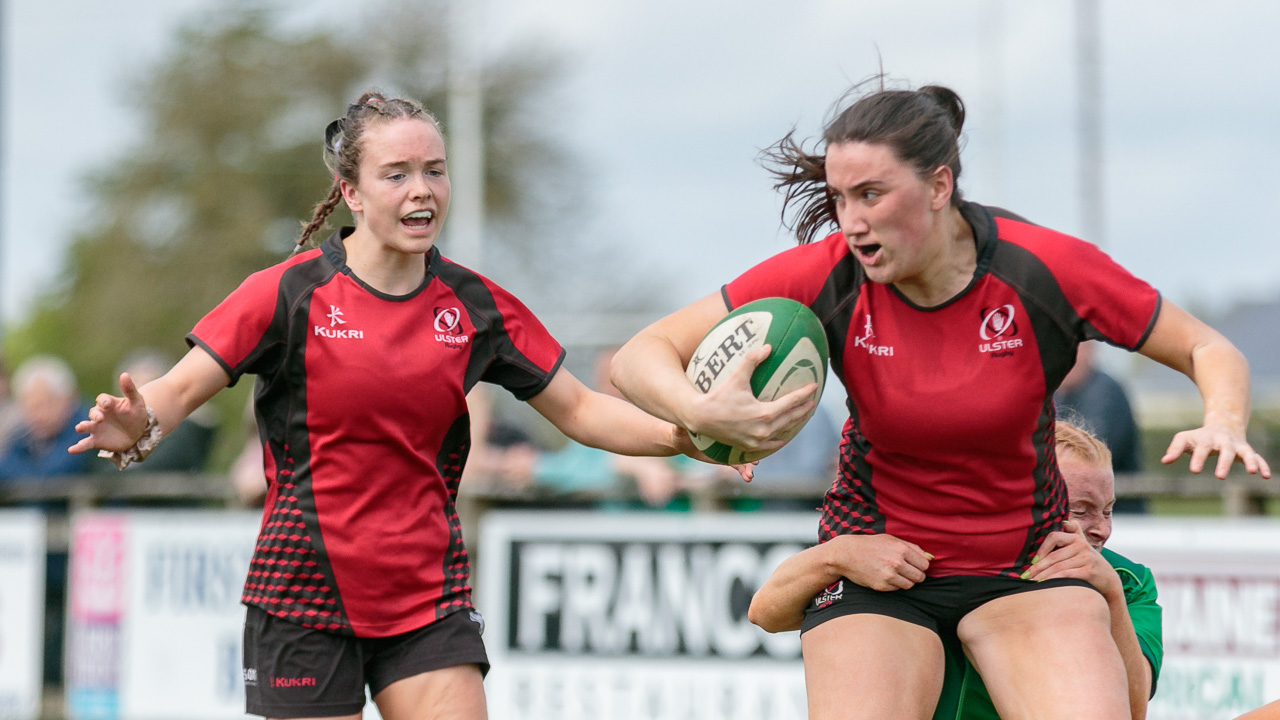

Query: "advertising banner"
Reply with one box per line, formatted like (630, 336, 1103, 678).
(1108, 517, 1280, 720)
(477, 511, 814, 720)
(66, 512, 259, 720)
(480, 512, 1280, 720)
(0, 510, 45, 720)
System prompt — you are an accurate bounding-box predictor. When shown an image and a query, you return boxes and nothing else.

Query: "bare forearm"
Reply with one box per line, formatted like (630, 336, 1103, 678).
(1190, 340, 1252, 429)
(559, 391, 680, 457)
(610, 333, 702, 429)
(1107, 593, 1152, 720)
(749, 544, 841, 633)
(138, 350, 229, 437)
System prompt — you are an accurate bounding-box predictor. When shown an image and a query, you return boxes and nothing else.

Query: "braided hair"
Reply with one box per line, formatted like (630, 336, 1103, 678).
(294, 90, 442, 252)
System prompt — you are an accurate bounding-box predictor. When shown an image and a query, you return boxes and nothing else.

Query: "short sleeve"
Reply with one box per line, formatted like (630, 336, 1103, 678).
(723, 233, 853, 311)
(186, 265, 289, 386)
(999, 221, 1161, 350)
(473, 276, 565, 400)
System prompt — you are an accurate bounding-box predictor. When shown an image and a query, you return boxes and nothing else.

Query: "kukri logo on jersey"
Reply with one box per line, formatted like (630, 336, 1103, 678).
(978, 304, 1022, 356)
(314, 305, 364, 339)
(852, 315, 894, 357)
(434, 307, 470, 348)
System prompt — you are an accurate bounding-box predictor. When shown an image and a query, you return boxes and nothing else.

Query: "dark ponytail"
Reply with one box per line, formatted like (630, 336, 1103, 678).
(764, 79, 967, 245)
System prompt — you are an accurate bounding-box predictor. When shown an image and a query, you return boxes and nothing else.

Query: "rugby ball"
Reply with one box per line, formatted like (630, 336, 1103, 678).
(685, 297, 829, 464)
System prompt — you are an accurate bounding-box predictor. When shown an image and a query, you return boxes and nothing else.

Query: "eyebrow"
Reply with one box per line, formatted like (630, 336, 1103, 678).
(829, 179, 884, 194)
(379, 158, 446, 171)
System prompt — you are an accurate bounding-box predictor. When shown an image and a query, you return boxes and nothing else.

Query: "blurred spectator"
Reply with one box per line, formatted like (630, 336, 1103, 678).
(480, 348, 695, 509)
(110, 349, 216, 473)
(0, 354, 91, 480)
(0, 359, 23, 457)
(748, 399, 840, 511)
(0, 354, 85, 688)
(1056, 341, 1145, 511)
(230, 396, 268, 507)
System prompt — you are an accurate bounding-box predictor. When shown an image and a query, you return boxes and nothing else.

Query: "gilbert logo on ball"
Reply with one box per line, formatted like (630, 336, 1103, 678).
(685, 297, 829, 464)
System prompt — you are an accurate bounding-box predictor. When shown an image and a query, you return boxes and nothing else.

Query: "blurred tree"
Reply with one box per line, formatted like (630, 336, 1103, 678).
(9, 0, 661, 406)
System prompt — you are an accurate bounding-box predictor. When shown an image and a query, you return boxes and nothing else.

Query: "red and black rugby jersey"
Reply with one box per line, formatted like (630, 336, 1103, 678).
(188, 228, 564, 636)
(724, 202, 1160, 578)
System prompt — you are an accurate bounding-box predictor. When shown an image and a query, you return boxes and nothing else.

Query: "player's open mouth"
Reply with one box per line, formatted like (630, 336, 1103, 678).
(402, 210, 434, 230)
(854, 243, 882, 263)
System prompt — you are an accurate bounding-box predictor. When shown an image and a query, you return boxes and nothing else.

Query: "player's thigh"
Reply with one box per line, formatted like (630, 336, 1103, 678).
(374, 664, 487, 720)
(958, 584, 1127, 720)
(802, 613, 944, 720)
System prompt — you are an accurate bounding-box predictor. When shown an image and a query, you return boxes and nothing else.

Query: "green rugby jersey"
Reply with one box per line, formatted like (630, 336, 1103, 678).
(933, 548, 1163, 720)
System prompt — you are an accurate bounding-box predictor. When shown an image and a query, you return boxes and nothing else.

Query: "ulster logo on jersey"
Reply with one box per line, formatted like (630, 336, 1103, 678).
(314, 305, 363, 339)
(433, 306, 470, 348)
(978, 304, 1022, 356)
(852, 315, 894, 357)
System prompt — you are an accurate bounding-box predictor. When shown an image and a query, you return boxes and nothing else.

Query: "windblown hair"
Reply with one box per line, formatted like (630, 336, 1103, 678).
(761, 77, 967, 245)
(294, 90, 442, 251)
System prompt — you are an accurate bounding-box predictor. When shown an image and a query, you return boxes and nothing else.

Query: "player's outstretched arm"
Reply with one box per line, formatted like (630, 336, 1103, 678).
(69, 346, 230, 456)
(749, 534, 932, 633)
(527, 368, 684, 457)
(611, 292, 816, 453)
(1027, 523, 1153, 720)
(1139, 300, 1271, 479)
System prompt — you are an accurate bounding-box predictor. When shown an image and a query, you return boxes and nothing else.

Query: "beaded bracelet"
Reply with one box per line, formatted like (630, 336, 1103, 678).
(99, 406, 163, 470)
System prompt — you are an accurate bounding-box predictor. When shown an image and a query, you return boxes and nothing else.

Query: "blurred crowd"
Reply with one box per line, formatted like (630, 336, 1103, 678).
(0, 341, 1143, 510)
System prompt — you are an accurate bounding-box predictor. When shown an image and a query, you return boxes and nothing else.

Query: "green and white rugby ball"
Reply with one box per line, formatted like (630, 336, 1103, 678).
(685, 297, 829, 464)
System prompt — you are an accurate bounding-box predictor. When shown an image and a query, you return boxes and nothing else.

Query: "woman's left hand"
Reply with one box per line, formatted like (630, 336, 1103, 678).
(1162, 422, 1271, 479)
(672, 425, 755, 482)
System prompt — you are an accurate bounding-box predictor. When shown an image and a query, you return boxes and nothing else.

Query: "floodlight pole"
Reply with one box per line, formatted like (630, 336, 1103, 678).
(1076, 0, 1104, 248)
(447, 0, 485, 272)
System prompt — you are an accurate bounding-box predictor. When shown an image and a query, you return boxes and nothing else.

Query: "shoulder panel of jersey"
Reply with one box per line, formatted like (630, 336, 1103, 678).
(432, 256, 565, 400)
(721, 232, 864, 379)
(186, 247, 335, 386)
(1101, 546, 1164, 693)
(987, 207, 1161, 351)
(722, 232, 861, 311)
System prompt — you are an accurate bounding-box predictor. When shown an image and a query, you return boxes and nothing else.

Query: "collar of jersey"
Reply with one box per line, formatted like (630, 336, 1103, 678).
(885, 200, 998, 312)
(320, 227, 439, 302)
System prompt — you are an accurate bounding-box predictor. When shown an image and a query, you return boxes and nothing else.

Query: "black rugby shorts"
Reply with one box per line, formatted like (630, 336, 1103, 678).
(800, 574, 1095, 636)
(243, 606, 490, 718)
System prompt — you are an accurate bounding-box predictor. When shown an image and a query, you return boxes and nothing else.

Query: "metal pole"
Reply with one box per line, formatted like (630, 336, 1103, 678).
(446, 0, 485, 272)
(980, 0, 1006, 202)
(1076, 0, 1104, 247)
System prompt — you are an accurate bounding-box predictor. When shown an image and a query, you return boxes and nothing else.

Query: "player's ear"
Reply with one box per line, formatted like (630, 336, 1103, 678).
(929, 165, 953, 211)
(340, 178, 362, 213)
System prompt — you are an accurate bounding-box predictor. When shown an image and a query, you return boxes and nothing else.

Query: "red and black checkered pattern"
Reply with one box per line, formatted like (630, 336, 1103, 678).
(435, 421, 473, 620)
(242, 448, 349, 632)
(818, 417, 884, 541)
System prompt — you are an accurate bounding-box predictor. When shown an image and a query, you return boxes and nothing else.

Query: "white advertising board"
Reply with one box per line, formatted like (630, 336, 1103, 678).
(480, 512, 1280, 720)
(0, 510, 45, 720)
(66, 511, 260, 720)
(476, 511, 815, 720)
(1109, 517, 1280, 720)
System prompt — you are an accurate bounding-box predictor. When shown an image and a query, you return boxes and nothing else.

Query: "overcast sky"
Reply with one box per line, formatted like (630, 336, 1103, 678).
(7, 0, 1280, 332)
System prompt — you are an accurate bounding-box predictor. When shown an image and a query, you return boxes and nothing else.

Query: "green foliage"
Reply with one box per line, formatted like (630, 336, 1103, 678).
(8, 0, 581, 401)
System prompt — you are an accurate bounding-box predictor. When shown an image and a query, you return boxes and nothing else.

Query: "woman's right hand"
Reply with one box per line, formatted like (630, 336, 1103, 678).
(68, 372, 150, 454)
(822, 534, 933, 592)
(684, 344, 818, 454)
